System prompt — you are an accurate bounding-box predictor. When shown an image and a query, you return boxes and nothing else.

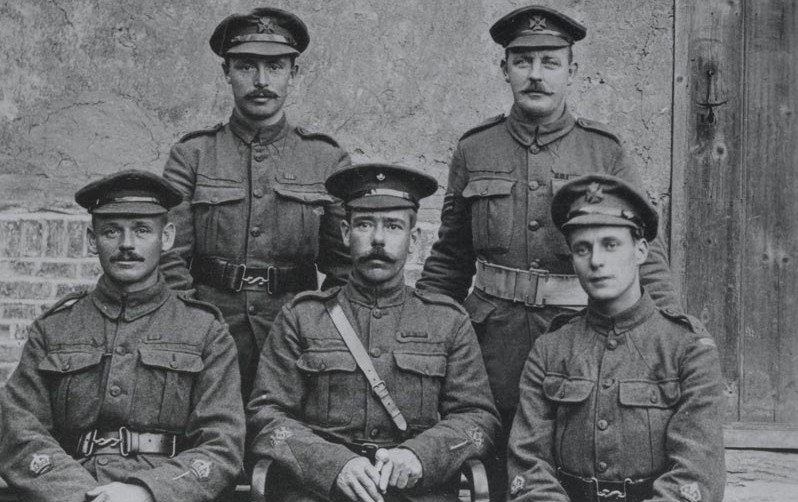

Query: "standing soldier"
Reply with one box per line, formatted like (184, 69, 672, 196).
(159, 7, 351, 399)
(0, 170, 244, 502)
(415, 5, 681, 497)
(247, 164, 500, 502)
(507, 174, 725, 502)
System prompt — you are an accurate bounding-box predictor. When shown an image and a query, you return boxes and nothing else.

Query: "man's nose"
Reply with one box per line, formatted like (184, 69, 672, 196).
(371, 224, 385, 244)
(529, 60, 543, 80)
(589, 248, 604, 268)
(254, 67, 269, 88)
(119, 230, 135, 250)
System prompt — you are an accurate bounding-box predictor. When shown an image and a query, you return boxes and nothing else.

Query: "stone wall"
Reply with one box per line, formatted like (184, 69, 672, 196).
(0, 0, 674, 380)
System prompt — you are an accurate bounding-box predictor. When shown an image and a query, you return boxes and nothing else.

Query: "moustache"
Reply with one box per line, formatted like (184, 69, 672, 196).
(110, 253, 145, 262)
(247, 89, 279, 99)
(358, 250, 396, 264)
(523, 84, 552, 95)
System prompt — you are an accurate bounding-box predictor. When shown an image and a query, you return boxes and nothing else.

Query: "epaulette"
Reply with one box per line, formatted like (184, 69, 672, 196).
(659, 308, 711, 337)
(177, 291, 224, 321)
(459, 114, 506, 141)
(41, 291, 88, 318)
(413, 289, 466, 314)
(295, 127, 340, 147)
(290, 287, 340, 307)
(546, 310, 582, 333)
(179, 123, 224, 143)
(575, 118, 621, 143)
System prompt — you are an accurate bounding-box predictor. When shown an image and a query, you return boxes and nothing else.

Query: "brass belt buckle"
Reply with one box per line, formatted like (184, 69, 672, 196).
(593, 477, 630, 501)
(118, 426, 131, 457)
(233, 263, 248, 292)
(239, 266, 275, 294)
(524, 268, 548, 308)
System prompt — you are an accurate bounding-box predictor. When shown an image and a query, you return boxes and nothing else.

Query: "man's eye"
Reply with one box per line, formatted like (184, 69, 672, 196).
(103, 230, 118, 238)
(572, 246, 589, 256)
(135, 227, 151, 235)
(605, 241, 618, 250)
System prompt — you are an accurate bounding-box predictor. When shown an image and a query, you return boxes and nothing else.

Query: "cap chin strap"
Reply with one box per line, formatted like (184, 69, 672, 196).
(567, 207, 644, 228)
(350, 188, 417, 204)
(231, 33, 293, 45)
(93, 196, 160, 209)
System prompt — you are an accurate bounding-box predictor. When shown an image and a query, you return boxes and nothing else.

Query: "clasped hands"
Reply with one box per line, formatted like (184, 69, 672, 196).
(336, 447, 423, 502)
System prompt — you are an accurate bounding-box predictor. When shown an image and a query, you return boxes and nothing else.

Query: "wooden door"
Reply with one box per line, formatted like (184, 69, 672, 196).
(672, 0, 798, 447)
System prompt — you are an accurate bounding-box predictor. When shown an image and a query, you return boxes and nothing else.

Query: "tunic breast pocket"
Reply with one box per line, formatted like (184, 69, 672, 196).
(462, 178, 516, 254)
(39, 350, 105, 430)
(296, 350, 357, 426)
(191, 185, 246, 255)
(272, 186, 335, 257)
(133, 348, 204, 430)
(619, 379, 681, 466)
(393, 351, 447, 424)
(543, 375, 594, 456)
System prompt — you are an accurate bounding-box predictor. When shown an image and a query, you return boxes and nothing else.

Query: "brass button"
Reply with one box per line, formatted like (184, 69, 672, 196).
(601, 378, 614, 389)
(109, 386, 121, 397)
(597, 419, 609, 431)
(319, 362, 327, 370)
(528, 220, 541, 231)
(650, 391, 659, 404)
(97, 457, 109, 466)
(529, 144, 541, 154)
(370, 428, 380, 439)
(254, 154, 266, 162)
(115, 347, 125, 356)
(170, 360, 178, 369)
(210, 197, 218, 203)
(597, 461, 608, 472)
(372, 309, 383, 319)
(558, 390, 566, 398)
(607, 339, 618, 350)
(62, 362, 71, 371)
(253, 188, 264, 198)
(248, 305, 256, 314)
(528, 180, 540, 190)
(250, 226, 262, 237)
(530, 260, 541, 269)
(369, 348, 382, 358)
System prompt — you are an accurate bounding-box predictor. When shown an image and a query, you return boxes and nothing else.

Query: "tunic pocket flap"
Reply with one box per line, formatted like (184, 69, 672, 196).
(462, 178, 515, 199)
(394, 352, 447, 377)
(139, 349, 204, 373)
(39, 351, 104, 374)
(463, 290, 497, 324)
(192, 185, 246, 205)
(619, 380, 680, 408)
(297, 350, 357, 373)
(543, 376, 594, 403)
(274, 187, 335, 205)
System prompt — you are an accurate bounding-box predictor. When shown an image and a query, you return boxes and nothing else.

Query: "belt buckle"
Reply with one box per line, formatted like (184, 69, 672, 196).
(168, 434, 177, 458)
(233, 263, 248, 292)
(357, 442, 380, 462)
(78, 429, 98, 457)
(239, 266, 275, 294)
(118, 426, 131, 457)
(593, 477, 628, 501)
(523, 268, 548, 308)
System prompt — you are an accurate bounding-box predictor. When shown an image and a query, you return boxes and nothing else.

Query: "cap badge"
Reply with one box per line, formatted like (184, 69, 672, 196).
(585, 183, 604, 204)
(529, 15, 547, 31)
(257, 17, 276, 34)
(376, 173, 386, 182)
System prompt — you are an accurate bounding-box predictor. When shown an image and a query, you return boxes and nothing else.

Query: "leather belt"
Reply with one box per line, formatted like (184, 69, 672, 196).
(76, 427, 180, 458)
(558, 468, 655, 502)
(474, 259, 588, 307)
(191, 255, 317, 294)
(342, 440, 399, 462)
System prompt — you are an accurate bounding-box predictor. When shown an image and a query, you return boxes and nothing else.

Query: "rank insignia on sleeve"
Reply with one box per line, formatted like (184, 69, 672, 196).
(190, 459, 212, 481)
(680, 482, 702, 502)
(29, 453, 52, 477)
(467, 427, 484, 449)
(510, 475, 525, 495)
(270, 426, 294, 447)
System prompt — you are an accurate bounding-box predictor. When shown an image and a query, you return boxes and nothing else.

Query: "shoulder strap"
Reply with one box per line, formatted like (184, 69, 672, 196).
(324, 298, 407, 433)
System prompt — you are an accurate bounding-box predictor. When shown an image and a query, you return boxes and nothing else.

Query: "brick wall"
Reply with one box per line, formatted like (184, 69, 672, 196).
(0, 213, 99, 382)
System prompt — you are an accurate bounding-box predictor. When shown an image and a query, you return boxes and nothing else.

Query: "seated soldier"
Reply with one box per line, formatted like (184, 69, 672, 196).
(247, 163, 501, 502)
(0, 170, 245, 502)
(506, 173, 725, 502)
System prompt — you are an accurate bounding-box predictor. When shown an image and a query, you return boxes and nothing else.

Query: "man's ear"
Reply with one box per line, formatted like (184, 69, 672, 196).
(635, 237, 650, 265)
(222, 61, 231, 83)
(567, 61, 578, 86)
(408, 226, 420, 254)
(161, 222, 176, 252)
(86, 226, 98, 255)
(340, 219, 351, 248)
(501, 58, 510, 83)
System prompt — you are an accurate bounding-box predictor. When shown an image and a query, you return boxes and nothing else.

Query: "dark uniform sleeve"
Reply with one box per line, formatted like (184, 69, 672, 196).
(246, 306, 359, 498)
(160, 142, 198, 291)
(506, 340, 570, 502)
(415, 145, 477, 302)
(318, 149, 353, 289)
(0, 321, 100, 502)
(400, 316, 501, 488)
(648, 336, 726, 502)
(127, 318, 245, 502)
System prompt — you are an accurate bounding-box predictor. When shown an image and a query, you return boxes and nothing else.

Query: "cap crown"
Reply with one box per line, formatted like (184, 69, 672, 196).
(490, 5, 586, 49)
(209, 7, 309, 57)
(325, 163, 438, 210)
(75, 169, 182, 215)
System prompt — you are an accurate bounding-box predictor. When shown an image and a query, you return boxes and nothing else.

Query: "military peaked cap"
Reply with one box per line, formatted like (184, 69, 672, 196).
(551, 173, 658, 241)
(210, 7, 309, 57)
(75, 169, 182, 215)
(490, 5, 586, 49)
(325, 163, 438, 210)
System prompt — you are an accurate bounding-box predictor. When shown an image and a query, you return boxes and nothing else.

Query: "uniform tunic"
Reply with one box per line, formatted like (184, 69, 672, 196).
(507, 293, 725, 502)
(0, 276, 245, 502)
(160, 111, 351, 398)
(417, 106, 681, 416)
(246, 273, 501, 502)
